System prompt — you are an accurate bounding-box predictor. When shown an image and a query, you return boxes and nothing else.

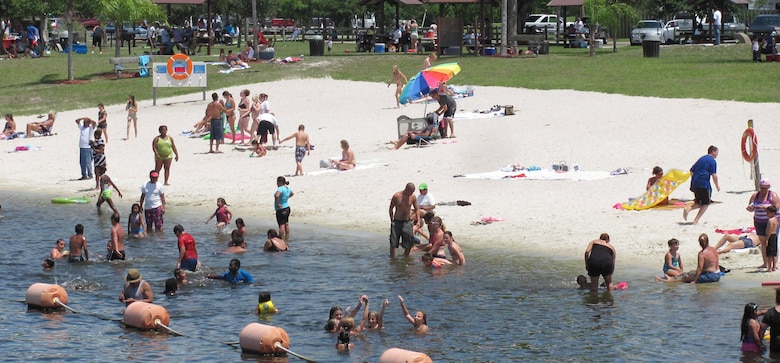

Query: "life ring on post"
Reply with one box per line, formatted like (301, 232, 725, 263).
(741, 128, 758, 162)
(166, 54, 193, 81)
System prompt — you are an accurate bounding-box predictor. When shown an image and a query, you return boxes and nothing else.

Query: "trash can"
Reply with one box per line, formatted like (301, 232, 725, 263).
(309, 37, 324, 56)
(642, 40, 660, 58)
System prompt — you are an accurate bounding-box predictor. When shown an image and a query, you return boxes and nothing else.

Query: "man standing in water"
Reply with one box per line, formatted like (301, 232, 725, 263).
(204, 92, 227, 153)
(684, 145, 720, 224)
(68, 224, 89, 262)
(388, 182, 420, 258)
(107, 213, 126, 261)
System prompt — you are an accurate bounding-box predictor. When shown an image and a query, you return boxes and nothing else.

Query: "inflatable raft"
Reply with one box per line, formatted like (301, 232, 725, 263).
(51, 197, 90, 204)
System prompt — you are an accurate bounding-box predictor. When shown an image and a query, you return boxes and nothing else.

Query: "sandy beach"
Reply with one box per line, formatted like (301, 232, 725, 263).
(3, 78, 780, 281)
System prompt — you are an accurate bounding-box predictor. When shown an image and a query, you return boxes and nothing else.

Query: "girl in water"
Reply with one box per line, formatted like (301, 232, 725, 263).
(125, 95, 138, 140)
(398, 295, 428, 333)
(387, 65, 408, 108)
(740, 303, 765, 353)
(127, 203, 146, 237)
(661, 238, 684, 279)
(205, 197, 232, 231)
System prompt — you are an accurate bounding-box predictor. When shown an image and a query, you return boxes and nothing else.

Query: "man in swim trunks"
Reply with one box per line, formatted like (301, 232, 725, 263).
(174, 224, 199, 271)
(280, 124, 311, 176)
(683, 146, 720, 225)
(388, 182, 420, 258)
(204, 92, 227, 153)
(68, 224, 89, 262)
(714, 233, 760, 254)
(107, 213, 125, 261)
(656, 233, 720, 284)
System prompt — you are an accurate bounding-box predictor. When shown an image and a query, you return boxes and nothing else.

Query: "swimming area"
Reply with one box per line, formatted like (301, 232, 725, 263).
(0, 190, 775, 362)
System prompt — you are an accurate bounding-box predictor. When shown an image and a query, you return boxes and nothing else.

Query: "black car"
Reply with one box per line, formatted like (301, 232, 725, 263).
(749, 14, 780, 38)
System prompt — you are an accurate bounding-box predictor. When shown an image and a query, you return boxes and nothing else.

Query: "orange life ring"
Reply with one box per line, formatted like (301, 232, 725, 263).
(166, 54, 193, 81)
(741, 128, 758, 162)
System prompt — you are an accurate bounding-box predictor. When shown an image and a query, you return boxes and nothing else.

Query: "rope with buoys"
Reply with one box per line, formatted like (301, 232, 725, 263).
(742, 127, 758, 162)
(154, 318, 185, 336)
(53, 297, 79, 314)
(273, 342, 319, 362)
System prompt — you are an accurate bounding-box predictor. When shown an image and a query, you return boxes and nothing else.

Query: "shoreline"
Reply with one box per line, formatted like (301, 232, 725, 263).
(3, 78, 780, 283)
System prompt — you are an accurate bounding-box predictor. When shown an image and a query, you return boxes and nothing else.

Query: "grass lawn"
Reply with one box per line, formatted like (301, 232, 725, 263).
(1, 39, 777, 116)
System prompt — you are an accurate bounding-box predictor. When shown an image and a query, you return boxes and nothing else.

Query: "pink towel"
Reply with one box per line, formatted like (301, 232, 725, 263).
(715, 227, 755, 235)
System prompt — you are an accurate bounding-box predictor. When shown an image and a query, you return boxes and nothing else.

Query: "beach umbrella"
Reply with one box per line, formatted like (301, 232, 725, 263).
(399, 62, 461, 105)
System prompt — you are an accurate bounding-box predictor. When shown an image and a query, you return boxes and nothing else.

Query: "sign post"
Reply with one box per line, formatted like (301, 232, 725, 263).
(152, 54, 207, 106)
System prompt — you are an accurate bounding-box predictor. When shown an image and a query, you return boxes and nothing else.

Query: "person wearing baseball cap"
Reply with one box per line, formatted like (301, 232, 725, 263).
(119, 268, 154, 306)
(747, 178, 780, 269)
(139, 170, 166, 232)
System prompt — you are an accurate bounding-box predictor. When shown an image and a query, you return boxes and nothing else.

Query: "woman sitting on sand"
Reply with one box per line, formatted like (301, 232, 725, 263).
(1, 114, 16, 140)
(330, 140, 356, 170)
(26, 111, 56, 137)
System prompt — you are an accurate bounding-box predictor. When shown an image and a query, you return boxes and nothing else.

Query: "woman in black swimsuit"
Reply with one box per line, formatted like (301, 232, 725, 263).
(584, 233, 616, 291)
(237, 89, 251, 145)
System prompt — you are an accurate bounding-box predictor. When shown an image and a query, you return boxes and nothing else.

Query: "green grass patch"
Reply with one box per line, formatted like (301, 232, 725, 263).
(1, 40, 777, 116)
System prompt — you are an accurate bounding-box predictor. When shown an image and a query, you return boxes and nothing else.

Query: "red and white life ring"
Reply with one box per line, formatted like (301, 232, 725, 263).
(166, 54, 193, 81)
(741, 128, 758, 162)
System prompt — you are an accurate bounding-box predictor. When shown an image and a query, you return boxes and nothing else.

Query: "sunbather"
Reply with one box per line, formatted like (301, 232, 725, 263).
(26, 110, 56, 137)
(715, 233, 760, 254)
(1, 113, 16, 139)
(388, 115, 436, 150)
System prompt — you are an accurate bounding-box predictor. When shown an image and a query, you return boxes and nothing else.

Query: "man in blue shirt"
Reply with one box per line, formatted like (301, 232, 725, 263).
(206, 258, 254, 283)
(27, 23, 39, 50)
(684, 145, 720, 224)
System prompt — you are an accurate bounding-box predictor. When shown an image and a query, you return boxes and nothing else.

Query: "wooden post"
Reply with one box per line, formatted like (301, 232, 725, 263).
(749, 119, 761, 191)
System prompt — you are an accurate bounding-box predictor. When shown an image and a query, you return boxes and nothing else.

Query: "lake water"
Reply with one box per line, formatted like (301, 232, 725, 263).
(0, 190, 777, 362)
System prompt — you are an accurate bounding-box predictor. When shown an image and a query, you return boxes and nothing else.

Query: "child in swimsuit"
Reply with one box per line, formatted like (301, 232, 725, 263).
(205, 197, 232, 231)
(398, 295, 428, 333)
(254, 291, 279, 314)
(662, 238, 684, 279)
(127, 203, 146, 237)
(96, 166, 122, 216)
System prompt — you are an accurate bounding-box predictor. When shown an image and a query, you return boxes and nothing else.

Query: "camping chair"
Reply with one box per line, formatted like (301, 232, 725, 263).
(138, 55, 150, 77)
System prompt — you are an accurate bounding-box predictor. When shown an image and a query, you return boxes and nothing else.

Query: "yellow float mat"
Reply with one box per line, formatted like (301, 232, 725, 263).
(622, 169, 691, 211)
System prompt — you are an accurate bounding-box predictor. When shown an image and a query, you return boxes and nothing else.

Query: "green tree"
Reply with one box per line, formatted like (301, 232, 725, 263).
(584, 0, 636, 55)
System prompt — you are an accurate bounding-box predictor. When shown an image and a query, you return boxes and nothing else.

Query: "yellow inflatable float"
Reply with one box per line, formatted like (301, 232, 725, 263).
(622, 169, 691, 211)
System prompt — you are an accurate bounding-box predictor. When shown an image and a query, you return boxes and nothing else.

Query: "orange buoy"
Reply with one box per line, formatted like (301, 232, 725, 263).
(26, 283, 68, 308)
(379, 348, 433, 363)
(123, 302, 170, 330)
(239, 323, 290, 354)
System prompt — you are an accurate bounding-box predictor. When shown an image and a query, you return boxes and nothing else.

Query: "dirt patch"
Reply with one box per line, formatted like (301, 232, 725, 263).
(55, 79, 90, 85)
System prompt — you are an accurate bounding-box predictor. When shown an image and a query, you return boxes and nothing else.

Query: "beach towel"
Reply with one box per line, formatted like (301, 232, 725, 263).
(715, 227, 755, 235)
(460, 166, 611, 181)
(138, 55, 150, 77)
(307, 160, 388, 176)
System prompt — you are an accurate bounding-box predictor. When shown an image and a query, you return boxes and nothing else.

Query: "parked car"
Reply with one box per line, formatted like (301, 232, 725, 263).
(662, 19, 691, 44)
(749, 14, 780, 39)
(524, 14, 560, 34)
(630, 20, 666, 45)
(80, 18, 99, 30)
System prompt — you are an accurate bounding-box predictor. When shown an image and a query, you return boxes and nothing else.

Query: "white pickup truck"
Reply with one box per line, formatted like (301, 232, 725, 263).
(524, 14, 561, 34)
(663, 14, 745, 44)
